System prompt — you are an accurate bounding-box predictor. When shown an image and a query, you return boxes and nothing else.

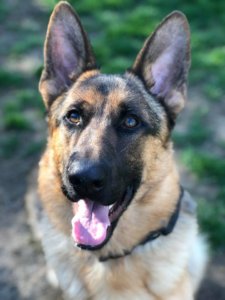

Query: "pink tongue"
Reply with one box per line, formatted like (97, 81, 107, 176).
(71, 199, 110, 247)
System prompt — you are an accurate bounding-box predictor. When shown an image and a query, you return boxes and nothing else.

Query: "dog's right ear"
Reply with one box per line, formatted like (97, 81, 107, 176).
(131, 12, 190, 120)
(39, 1, 96, 108)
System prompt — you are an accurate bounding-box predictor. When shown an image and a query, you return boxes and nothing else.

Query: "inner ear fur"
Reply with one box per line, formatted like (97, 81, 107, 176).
(132, 11, 191, 119)
(39, 1, 96, 109)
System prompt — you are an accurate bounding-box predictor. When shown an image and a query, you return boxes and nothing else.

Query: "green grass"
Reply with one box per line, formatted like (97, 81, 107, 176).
(1, 89, 45, 131)
(16, 89, 44, 111)
(173, 110, 211, 147)
(3, 112, 32, 131)
(181, 149, 225, 249)
(0, 2, 9, 22)
(0, 69, 26, 88)
(3, 90, 45, 114)
(198, 199, 225, 249)
(0, 134, 20, 158)
(181, 149, 225, 184)
(0, 133, 44, 159)
(23, 140, 45, 157)
(11, 35, 43, 56)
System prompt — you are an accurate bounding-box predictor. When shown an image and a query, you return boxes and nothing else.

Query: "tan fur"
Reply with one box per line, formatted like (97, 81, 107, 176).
(35, 3, 207, 299)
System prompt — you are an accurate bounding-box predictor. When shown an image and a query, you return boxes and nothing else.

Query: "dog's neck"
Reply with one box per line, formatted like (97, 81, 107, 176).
(98, 186, 183, 262)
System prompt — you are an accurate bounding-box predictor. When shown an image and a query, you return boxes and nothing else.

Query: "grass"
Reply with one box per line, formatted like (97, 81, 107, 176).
(1, 89, 45, 132)
(11, 35, 43, 56)
(173, 110, 211, 147)
(181, 149, 225, 185)
(198, 199, 225, 249)
(0, 69, 26, 88)
(3, 112, 33, 131)
(0, 134, 20, 158)
(3, 90, 45, 114)
(15, 89, 44, 111)
(181, 149, 225, 249)
(22, 140, 45, 157)
(0, 2, 9, 22)
(0, 133, 44, 159)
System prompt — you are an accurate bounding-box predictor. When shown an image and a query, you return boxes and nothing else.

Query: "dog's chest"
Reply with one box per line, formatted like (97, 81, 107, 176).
(44, 241, 152, 298)
(57, 254, 160, 300)
(79, 256, 155, 300)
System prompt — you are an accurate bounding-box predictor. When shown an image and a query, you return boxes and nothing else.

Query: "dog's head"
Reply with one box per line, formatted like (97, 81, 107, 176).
(39, 2, 190, 251)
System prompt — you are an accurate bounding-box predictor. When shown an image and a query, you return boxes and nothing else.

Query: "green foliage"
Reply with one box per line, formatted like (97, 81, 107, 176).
(198, 199, 225, 249)
(173, 111, 211, 147)
(11, 35, 43, 56)
(0, 134, 20, 158)
(3, 112, 32, 131)
(16, 89, 44, 111)
(180, 147, 225, 249)
(0, 2, 9, 22)
(203, 85, 224, 102)
(181, 149, 225, 184)
(23, 141, 45, 157)
(0, 69, 25, 88)
(3, 90, 45, 115)
(1, 89, 44, 133)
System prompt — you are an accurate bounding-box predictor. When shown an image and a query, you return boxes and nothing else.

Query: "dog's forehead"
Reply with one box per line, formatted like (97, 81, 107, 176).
(65, 71, 162, 116)
(67, 72, 128, 109)
(77, 73, 127, 96)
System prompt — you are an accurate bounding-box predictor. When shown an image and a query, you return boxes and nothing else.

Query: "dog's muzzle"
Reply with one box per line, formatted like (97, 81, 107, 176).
(62, 158, 135, 249)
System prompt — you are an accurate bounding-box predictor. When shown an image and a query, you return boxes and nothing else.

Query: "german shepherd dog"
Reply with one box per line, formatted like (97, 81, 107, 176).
(36, 1, 207, 299)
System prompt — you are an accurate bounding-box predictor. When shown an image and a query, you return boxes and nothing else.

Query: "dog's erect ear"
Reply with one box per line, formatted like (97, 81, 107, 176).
(39, 1, 96, 108)
(132, 11, 190, 119)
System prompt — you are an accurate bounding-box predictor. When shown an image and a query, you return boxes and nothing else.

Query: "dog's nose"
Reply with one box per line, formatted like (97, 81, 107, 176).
(68, 161, 106, 197)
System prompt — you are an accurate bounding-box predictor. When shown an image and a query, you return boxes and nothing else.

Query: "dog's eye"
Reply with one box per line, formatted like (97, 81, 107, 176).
(66, 110, 82, 125)
(122, 115, 139, 129)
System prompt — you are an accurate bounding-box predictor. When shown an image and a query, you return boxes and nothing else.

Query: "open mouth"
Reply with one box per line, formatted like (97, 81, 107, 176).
(71, 187, 133, 250)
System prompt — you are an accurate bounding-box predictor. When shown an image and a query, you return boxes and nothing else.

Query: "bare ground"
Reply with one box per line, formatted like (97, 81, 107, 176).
(0, 0, 224, 299)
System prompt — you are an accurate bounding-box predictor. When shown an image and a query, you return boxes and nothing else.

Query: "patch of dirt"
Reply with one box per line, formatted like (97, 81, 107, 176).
(0, 0, 224, 299)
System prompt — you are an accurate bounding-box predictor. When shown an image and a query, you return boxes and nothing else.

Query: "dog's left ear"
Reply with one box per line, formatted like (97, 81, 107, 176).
(132, 11, 190, 119)
(39, 1, 96, 108)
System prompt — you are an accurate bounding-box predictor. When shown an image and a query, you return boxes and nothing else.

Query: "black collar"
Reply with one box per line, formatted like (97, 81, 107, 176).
(99, 187, 183, 262)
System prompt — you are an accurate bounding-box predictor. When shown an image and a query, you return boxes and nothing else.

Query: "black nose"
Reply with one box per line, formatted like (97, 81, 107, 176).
(68, 161, 106, 198)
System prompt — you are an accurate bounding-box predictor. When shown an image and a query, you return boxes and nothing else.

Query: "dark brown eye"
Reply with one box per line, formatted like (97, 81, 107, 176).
(122, 115, 139, 129)
(66, 110, 82, 125)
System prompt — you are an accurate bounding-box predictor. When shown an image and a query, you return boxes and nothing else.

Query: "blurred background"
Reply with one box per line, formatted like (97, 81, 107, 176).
(0, 0, 224, 299)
